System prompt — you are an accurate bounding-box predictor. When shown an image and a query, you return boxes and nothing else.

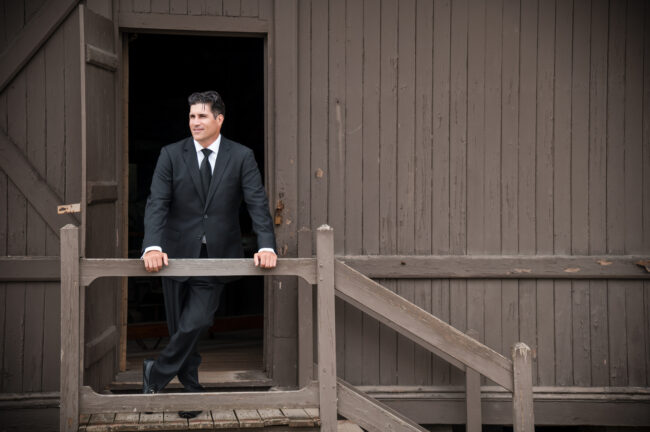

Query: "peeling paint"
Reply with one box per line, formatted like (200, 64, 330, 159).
(597, 259, 613, 266)
(512, 268, 532, 274)
(315, 168, 324, 178)
(564, 267, 581, 273)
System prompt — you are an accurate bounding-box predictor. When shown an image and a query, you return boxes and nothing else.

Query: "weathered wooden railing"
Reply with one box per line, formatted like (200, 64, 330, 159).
(59, 224, 337, 432)
(60, 223, 535, 432)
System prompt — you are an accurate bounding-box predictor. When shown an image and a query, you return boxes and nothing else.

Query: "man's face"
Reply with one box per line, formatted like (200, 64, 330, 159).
(189, 103, 223, 147)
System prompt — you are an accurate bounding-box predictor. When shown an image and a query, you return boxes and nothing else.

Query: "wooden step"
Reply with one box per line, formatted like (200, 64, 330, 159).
(78, 408, 321, 431)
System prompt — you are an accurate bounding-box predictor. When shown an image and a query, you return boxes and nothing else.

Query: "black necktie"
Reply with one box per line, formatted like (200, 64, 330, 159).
(200, 148, 212, 199)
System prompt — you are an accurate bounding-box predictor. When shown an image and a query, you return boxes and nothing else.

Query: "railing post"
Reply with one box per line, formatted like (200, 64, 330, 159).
(298, 228, 314, 387)
(316, 225, 337, 432)
(512, 342, 535, 432)
(60, 224, 80, 432)
(465, 329, 481, 432)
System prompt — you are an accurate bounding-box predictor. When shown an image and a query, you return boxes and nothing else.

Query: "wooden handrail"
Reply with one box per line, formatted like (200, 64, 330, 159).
(334, 260, 514, 391)
(79, 257, 317, 285)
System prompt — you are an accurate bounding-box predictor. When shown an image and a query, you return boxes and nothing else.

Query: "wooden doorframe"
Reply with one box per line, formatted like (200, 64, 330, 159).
(116, 17, 273, 375)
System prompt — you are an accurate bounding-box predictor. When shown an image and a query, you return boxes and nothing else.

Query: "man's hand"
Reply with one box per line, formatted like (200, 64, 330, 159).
(144, 250, 169, 272)
(254, 251, 277, 269)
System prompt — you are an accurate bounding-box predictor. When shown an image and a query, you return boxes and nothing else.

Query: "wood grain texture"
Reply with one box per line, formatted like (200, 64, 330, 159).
(335, 261, 519, 390)
(0, 0, 79, 93)
(337, 377, 428, 432)
(79, 382, 318, 414)
(316, 226, 337, 432)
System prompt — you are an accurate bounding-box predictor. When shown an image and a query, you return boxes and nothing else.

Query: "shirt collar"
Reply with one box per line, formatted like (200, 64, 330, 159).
(193, 134, 221, 154)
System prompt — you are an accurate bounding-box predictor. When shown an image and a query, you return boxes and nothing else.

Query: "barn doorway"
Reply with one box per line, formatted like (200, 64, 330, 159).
(119, 33, 268, 389)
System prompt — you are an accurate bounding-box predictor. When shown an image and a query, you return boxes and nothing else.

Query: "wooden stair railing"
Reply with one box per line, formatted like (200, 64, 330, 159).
(333, 260, 535, 432)
(61, 223, 534, 432)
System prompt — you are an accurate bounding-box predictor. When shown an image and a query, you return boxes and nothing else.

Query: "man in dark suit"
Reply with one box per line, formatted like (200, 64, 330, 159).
(141, 91, 276, 417)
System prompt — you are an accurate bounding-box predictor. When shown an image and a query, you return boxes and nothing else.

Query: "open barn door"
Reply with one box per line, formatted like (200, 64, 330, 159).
(78, 3, 121, 390)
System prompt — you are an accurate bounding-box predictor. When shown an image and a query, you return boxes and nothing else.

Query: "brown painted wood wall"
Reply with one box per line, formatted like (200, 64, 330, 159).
(2, 0, 649, 398)
(276, 0, 650, 388)
(0, 2, 82, 393)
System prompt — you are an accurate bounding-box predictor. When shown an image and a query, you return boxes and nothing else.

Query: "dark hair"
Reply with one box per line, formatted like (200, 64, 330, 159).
(188, 91, 226, 117)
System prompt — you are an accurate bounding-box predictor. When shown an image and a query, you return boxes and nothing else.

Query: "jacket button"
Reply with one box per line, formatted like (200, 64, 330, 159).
(204, 214, 208, 219)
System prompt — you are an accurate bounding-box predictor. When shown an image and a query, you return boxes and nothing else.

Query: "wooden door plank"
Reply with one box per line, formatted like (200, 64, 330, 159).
(309, 0, 327, 232)
(295, 0, 311, 390)
(413, 0, 434, 388)
(536, 0, 557, 389)
(623, 0, 647, 388)
(571, 0, 592, 389)
(379, 0, 399, 387)
(501, 0, 521, 377)
(343, 0, 364, 386)
(588, 0, 610, 387)
(518, 0, 539, 387)
(431, 0, 452, 386)
(644, 1, 650, 256)
(24, 44, 47, 394)
(4, 72, 27, 394)
(0, 0, 79, 93)
(606, 0, 628, 387)
(395, 0, 416, 387)
(448, 0, 469, 387)
(483, 0, 503, 385)
(466, 0, 486, 374)
(361, 0, 381, 386)
(551, 0, 574, 375)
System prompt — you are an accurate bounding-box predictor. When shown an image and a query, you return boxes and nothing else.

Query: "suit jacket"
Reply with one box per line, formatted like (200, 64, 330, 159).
(142, 136, 276, 279)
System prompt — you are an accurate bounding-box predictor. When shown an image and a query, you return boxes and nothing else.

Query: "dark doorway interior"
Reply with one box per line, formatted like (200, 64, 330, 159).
(125, 33, 266, 380)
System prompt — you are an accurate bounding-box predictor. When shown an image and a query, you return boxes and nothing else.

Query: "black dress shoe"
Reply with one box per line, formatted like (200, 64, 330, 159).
(178, 386, 203, 419)
(142, 359, 157, 394)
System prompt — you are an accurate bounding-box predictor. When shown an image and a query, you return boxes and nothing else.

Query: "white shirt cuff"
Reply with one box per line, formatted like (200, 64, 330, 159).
(142, 246, 162, 259)
(258, 248, 276, 254)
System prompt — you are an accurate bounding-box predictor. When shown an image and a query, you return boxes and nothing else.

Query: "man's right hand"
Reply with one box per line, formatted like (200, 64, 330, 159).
(143, 250, 169, 272)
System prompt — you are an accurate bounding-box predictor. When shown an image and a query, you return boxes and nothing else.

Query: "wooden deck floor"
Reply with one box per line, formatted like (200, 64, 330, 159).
(79, 408, 321, 431)
(113, 331, 272, 390)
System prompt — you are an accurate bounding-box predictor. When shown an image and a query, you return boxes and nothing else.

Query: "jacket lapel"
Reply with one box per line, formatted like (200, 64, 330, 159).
(204, 137, 232, 210)
(181, 138, 206, 205)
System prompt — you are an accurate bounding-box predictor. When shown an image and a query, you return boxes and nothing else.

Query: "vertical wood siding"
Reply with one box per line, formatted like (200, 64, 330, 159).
(119, 0, 261, 17)
(285, 0, 650, 387)
(0, 5, 81, 393)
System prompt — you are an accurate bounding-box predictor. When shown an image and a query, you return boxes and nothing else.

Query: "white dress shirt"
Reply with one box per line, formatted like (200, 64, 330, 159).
(143, 135, 275, 256)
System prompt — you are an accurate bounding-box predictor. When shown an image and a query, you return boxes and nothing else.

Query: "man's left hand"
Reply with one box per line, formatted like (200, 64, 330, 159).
(254, 251, 277, 268)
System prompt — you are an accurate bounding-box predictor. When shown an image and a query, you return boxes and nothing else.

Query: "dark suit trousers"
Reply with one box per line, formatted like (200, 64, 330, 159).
(150, 245, 223, 391)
